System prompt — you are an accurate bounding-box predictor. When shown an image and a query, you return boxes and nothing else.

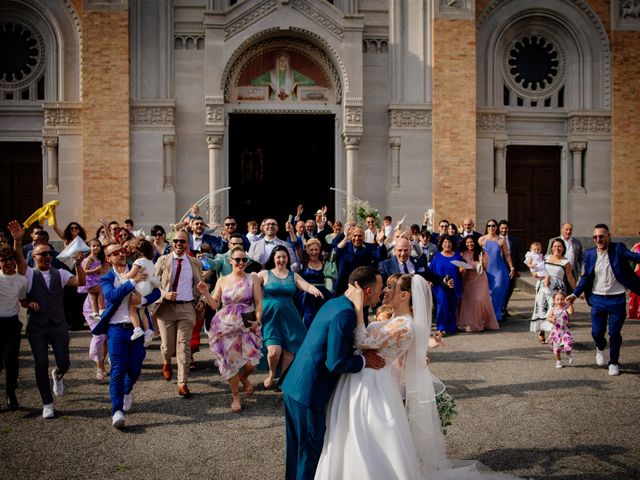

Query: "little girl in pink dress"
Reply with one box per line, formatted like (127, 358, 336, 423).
(547, 291, 575, 368)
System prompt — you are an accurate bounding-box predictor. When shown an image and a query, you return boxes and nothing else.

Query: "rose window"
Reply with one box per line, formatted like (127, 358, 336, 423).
(0, 20, 44, 89)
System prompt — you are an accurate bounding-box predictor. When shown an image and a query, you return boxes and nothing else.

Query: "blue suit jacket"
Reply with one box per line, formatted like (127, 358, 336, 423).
(91, 269, 161, 335)
(572, 242, 640, 303)
(333, 242, 387, 295)
(196, 233, 250, 254)
(281, 296, 364, 411)
(378, 254, 444, 286)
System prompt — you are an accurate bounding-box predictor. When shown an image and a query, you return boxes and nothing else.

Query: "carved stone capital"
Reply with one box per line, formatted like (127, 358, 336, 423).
(389, 103, 431, 131)
(389, 137, 401, 149)
(344, 99, 363, 136)
(207, 135, 224, 147)
(43, 136, 59, 149)
(568, 141, 587, 153)
(205, 96, 225, 131)
(494, 140, 508, 152)
(477, 111, 507, 132)
(163, 135, 175, 147)
(342, 135, 361, 148)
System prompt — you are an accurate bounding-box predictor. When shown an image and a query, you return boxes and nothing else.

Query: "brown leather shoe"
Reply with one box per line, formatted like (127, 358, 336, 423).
(162, 363, 172, 381)
(177, 384, 191, 398)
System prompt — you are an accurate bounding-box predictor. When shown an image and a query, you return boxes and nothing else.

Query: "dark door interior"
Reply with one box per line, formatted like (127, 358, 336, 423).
(506, 145, 561, 256)
(228, 113, 335, 232)
(0, 142, 42, 238)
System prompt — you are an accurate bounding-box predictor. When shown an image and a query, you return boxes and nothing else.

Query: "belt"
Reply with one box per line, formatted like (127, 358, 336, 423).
(592, 292, 625, 298)
(165, 300, 194, 304)
(110, 322, 134, 329)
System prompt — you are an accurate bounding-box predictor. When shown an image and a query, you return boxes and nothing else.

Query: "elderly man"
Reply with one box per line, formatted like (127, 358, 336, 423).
(98, 241, 157, 428)
(333, 225, 387, 295)
(23, 239, 85, 419)
(378, 237, 449, 288)
(0, 221, 28, 411)
(459, 218, 482, 244)
(248, 218, 299, 271)
(155, 230, 205, 397)
(547, 222, 584, 277)
(566, 224, 640, 376)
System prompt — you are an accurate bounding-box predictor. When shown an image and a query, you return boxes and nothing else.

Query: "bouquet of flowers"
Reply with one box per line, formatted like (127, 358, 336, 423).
(350, 199, 381, 227)
(436, 390, 457, 434)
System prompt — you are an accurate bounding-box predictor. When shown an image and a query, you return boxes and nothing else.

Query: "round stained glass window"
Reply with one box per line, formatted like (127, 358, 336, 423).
(504, 33, 565, 99)
(0, 20, 44, 89)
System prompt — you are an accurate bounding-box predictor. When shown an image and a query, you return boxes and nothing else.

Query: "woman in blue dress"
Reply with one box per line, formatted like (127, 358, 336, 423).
(479, 219, 516, 321)
(430, 235, 463, 335)
(257, 245, 323, 389)
(296, 238, 333, 328)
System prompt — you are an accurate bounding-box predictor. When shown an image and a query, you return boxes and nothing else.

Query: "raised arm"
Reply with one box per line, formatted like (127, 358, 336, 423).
(293, 272, 323, 298)
(8, 220, 27, 275)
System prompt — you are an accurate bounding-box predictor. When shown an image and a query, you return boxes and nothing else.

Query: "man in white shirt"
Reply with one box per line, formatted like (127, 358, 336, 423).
(364, 215, 378, 244)
(248, 218, 299, 271)
(547, 223, 584, 277)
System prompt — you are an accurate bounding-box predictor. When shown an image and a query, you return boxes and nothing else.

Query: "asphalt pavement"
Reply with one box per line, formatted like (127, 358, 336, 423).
(1, 287, 639, 480)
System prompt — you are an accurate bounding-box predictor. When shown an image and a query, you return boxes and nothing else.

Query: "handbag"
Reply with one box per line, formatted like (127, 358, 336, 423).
(241, 311, 257, 328)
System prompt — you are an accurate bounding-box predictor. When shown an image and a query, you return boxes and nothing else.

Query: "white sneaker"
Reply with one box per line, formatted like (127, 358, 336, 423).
(143, 329, 154, 347)
(42, 403, 55, 419)
(123, 392, 133, 412)
(608, 364, 620, 376)
(568, 355, 575, 366)
(595, 348, 605, 366)
(51, 368, 64, 397)
(555, 360, 563, 369)
(112, 410, 125, 428)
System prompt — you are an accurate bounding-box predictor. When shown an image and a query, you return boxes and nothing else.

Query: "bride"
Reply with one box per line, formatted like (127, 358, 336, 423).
(315, 273, 518, 480)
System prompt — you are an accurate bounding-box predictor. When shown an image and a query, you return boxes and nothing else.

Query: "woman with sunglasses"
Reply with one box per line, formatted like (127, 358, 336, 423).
(257, 245, 323, 389)
(150, 225, 171, 262)
(199, 246, 263, 413)
(479, 219, 515, 322)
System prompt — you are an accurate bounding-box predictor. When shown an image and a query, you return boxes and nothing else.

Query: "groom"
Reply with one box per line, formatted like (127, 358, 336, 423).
(281, 266, 386, 480)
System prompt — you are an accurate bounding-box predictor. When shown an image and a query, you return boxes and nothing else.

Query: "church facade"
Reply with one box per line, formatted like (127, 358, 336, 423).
(0, 0, 638, 247)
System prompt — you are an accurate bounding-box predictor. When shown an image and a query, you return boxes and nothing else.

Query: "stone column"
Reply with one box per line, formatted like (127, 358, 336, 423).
(343, 135, 361, 221)
(494, 140, 507, 193)
(389, 137, 401, 187)
(207, 135, 223, 224)
(163, 135, 175, 191)
(569, 141, 587, 193)
(43, 137, 59, 191)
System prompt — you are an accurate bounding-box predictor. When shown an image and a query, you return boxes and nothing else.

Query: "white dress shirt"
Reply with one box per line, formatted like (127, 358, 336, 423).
(592, 250, 625, 295)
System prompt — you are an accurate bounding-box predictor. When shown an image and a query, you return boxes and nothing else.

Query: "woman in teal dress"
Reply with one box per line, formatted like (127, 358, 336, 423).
(257, 245, 323, 389)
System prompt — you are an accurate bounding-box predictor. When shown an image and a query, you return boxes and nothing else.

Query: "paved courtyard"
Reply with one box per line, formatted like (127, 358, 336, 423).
(1, 287, 639, 480)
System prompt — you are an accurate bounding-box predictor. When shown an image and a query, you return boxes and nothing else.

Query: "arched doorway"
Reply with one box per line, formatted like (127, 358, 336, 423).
(228, 113, 335, 227)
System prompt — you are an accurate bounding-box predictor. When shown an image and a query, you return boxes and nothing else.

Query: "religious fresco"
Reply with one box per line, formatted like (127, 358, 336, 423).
(235, 50, 331, 102)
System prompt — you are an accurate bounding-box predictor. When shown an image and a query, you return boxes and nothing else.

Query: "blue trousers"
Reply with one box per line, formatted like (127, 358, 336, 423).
(284, 394, 326, 480)
(107, 325, 145, 414)
(589, 293, 626, 365)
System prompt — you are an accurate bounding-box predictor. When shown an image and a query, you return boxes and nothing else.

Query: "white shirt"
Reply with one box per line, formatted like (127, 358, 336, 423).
(110, 267, 135, 324)
(0, 271, 28, 317)
(364, 229, 376, 244)
(397, 258, 415, 274)
(592, 250, 626, 295)
(563, 238, 575, 267)
(25, 266, 73, 293)
(192, 235, 203, 252)
(171, 253, 194, 302)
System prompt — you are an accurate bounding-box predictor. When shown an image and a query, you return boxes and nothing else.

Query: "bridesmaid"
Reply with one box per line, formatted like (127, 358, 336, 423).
(479, 219, 515, 321)
(457, 236, 499, 332)
(429, 235, 463, 335)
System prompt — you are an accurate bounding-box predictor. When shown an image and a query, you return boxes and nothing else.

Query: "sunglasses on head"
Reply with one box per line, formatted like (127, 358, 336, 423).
(173, 239, 187, 245)
(231, 257, 248, 263)
(34, 251, 53, 257)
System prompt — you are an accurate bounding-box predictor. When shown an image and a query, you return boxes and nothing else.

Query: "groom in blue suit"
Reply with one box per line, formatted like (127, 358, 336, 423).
(281, 266, 386, 480)
(567, 224, 640, 376)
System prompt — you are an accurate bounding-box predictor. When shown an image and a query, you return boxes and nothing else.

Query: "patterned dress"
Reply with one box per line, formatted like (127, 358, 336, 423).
(547, 306, 574, 353)
(208, 275, 262, 380)
(531, 258, 569, 333)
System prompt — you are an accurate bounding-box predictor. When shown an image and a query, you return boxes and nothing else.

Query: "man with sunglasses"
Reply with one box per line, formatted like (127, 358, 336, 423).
(206, 216, 250, 254)
(249, 218, 300, 271)
(0, 221, 28, 411)
(23, 235, 86, 419)
(154, 230, 204, 397)
(566, 224, 640, 376)
(98, 242, 158, 428)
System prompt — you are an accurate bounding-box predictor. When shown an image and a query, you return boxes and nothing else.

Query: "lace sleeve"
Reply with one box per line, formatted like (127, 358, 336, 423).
(354, 317, 412, 350)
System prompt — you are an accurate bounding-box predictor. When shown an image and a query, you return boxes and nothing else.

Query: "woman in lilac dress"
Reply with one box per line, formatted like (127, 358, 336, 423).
(479, 219, 515, 321)
(199, 246, 263, 413)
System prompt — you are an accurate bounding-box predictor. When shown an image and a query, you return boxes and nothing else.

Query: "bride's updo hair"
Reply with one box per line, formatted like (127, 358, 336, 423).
(395, 274, 413, 307)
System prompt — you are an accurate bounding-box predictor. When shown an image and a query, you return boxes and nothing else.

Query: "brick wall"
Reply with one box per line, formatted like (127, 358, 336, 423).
(81, 9, 130, 228)
(611, 30, 640, 236)
(432, 18, 477, 225)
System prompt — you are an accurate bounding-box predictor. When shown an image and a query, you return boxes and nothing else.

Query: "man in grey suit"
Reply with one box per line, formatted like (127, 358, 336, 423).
(248, 218, 300, 271)
(547, 223, 584, 277)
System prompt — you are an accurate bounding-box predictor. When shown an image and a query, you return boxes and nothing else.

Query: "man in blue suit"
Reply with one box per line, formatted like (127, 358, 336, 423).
(379, 237, 450, 286)
(333, 226, 387, 295)
(281, 266, 386, 480)
(96, 242, 160, 428)
(566, 224, 640, 376)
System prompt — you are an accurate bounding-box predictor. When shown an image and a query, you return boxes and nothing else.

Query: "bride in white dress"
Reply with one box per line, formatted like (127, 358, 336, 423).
(315, 273, 519, 480)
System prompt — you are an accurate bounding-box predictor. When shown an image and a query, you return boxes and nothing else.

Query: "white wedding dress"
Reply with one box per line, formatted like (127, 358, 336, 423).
(315, 276, 520, 480)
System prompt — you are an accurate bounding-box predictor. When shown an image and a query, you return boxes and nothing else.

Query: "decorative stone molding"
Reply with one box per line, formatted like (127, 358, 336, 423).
(344, 99, 363, 136)
(83, 0, 128, 11)
(434, 0, 474, 19)
(175, 22, 205, 49)
(364, 24, 388, 39)
(207, 135, 224, 147)
(63, 0, 84, 99)
(130, 99, 176, 132)
(477, 110, 507, 132)
(291, 0, 344, 39)
(224, 0, 277, 39)
(43, 136, 59, 192)
(163, 135, 175, 147)
(568, 141, 587, 193)
(568, 141, 587, 153)
(205, 97, 225, 132)
(363, 39, 389, 54)
(613, 0, 640, 31)
(494, 139, 508, 152)
(175, 22, 205, 37)
(388, 103, 431, 132)
(342, 135, 361, 147)
(567, 112, 611, 136)
(43, 102, 82, 135)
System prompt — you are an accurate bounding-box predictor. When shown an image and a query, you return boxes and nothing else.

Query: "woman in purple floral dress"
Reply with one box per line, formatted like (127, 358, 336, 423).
(198, 246, 263, 413)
